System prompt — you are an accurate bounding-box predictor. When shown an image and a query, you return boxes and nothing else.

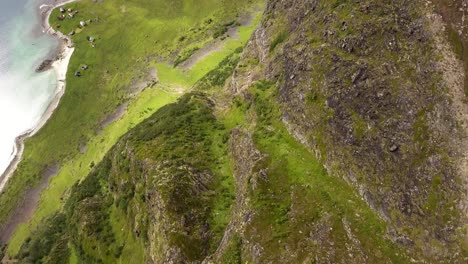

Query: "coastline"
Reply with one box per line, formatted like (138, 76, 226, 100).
(0, 0, 76, 192)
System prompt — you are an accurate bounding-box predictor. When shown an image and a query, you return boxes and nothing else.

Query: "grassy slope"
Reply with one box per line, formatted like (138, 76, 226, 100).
(16, 91, 236, 263)
(248, 0, 465, 259)
(218, 81, 409, 262)
(4, 0, 264, 256)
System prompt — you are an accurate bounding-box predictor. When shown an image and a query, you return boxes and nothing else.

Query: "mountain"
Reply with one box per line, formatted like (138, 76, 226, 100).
(2, 0, 467, 263)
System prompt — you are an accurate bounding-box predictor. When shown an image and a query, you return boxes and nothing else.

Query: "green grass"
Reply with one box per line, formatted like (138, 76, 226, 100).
(108, 205, 146, 263)
(220, 234, 242, 263)
(15, 213, 69, 262)
(269, 31, 288, 52)
(60, 92, 232, 262)
(3, 0, 264, 257)
(69, 245, 78, 264)
(7, 89, 178, 255)
(351, 111, 368, 140)
(174, 44, 201, 66)
(447, 27, 464, 59)
(194, 47, 244, 90)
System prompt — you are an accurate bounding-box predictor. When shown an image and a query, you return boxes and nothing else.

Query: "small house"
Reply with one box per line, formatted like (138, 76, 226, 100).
(68, 13, 74, 18)
(67, 8, 73, 12)
(81, 65, 88, 70)
(80, 21, 86, 27)
(69, 30, 75, 36)
(86, 36, 95, 42)
(74, 71, 81, 77)
(59, 8, 65, 13)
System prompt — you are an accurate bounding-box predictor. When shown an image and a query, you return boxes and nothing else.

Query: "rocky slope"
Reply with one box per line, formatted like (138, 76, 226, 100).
(244, 0, 467, 260)
(11, 0, 467, 263)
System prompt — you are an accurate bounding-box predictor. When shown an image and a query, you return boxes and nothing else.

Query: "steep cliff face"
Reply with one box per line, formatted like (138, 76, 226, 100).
(68, 93, 238, 263)
(17, 93, 237, 263)
(227, 0, 467, 260)
(15, 0, 467, 263)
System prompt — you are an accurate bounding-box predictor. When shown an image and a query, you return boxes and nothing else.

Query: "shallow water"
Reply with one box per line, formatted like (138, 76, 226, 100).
(0, 0, 59, 175)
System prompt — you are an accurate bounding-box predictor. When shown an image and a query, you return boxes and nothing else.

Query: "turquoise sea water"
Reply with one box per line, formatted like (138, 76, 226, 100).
(0, 0, 59, 175)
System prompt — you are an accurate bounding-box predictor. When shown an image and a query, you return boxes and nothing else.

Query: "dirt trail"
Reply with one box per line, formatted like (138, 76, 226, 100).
(100, 103, 128, 130)
(127, 67, 159, 97)
(178, 12, 255, 70)
(178, 42, 224, 70)
(427, 7, 468, 234)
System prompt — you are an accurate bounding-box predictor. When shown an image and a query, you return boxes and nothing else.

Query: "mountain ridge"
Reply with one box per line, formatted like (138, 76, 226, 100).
(2, 0, 467, 263)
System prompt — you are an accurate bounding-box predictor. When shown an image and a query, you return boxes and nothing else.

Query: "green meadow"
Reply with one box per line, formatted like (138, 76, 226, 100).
(1, 0, 264, 255)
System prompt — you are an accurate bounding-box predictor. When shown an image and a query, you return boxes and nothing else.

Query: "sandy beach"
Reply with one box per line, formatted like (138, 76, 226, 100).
(0, 0, 76, 192)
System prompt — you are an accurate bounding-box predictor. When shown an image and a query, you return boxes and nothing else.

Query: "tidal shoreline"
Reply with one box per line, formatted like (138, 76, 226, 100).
(0, 0, 76, 192)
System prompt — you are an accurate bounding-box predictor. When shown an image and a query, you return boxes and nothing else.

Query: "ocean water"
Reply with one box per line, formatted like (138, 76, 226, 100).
(0, 0, 59, 175)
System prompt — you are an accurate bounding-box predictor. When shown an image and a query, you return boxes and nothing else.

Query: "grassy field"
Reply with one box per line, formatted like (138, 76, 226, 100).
(2, 0, 264, 256)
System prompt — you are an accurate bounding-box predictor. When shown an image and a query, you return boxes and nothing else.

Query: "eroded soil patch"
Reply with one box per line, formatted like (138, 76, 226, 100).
(0, 164, 59, 243)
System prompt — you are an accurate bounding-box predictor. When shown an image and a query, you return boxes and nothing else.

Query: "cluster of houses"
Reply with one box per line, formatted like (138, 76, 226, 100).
(75, 64, 89, 77)
(56, 6, 96, 77)
(56, 7, 92, 39)
(58, 7, 77, 20)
